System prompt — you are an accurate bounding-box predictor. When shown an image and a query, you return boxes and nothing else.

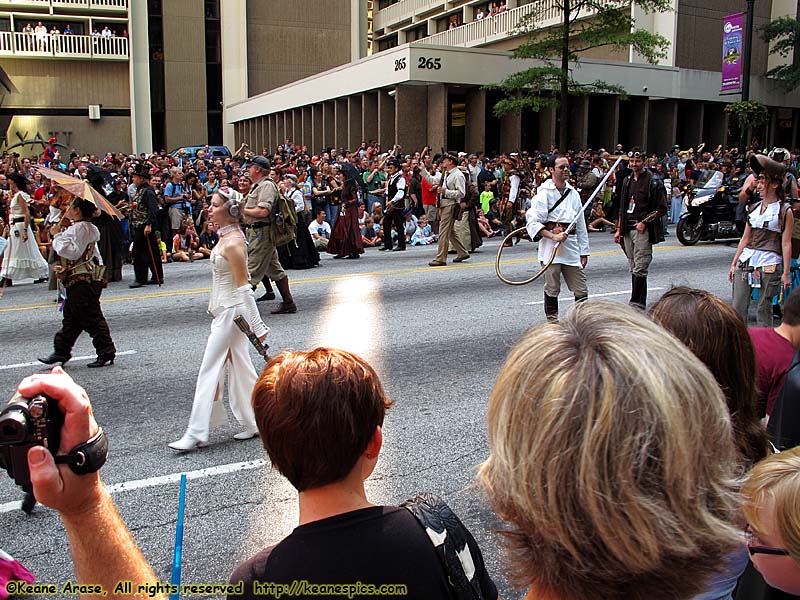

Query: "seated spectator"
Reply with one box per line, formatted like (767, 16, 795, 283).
(357, 203, 367, 234)
(362, 216, 380, 247)
(371, 202, 384, 225)
(749, 286, 800, 418)
(477, 209, 494, 238)
(485, 199, 503, 233)
(479, 302, 741, 600)
(403, 210, 418, 243)
(588, 199, 615, 232)
(308, 209, 331, 250)
(15, 353, 498, 599)
(197, 221, 217, 258)
(411, 215, 435, 246)
(171, 225, 203, 262)
(742, 446, 800, 595)
(155, 231, 168, 263)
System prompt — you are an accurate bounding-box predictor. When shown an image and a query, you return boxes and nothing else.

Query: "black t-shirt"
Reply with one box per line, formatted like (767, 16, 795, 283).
(228, 506, 497, 600)
(486, 209, 502, 230)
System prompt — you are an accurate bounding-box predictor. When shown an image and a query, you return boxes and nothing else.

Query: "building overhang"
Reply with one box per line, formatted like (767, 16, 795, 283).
(226, 43, 800, 123)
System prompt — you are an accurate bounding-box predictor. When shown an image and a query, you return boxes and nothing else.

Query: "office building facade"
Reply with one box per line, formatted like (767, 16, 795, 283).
(228, 0, 800, 154)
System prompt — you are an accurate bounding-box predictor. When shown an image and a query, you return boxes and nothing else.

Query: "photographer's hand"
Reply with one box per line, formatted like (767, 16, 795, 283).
(18, 367, 165, 600)
(19, 367, 100, 516)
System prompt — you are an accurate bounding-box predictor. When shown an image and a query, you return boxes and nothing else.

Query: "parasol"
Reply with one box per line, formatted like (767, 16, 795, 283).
(34, 165, 124, 220)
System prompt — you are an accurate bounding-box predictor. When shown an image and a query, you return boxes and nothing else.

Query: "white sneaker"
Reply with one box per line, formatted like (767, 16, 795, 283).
(233, 430, 259, 441)
(168, 433, 208, 451)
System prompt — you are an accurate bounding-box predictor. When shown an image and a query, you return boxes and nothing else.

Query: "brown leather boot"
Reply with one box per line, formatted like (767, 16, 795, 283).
(271, 277, 297, 314)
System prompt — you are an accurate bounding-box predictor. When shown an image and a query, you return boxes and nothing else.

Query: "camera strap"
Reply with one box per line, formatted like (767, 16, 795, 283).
(54, 428, 108, 475)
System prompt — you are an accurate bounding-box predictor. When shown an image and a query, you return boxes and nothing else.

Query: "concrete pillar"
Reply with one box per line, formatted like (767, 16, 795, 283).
(302, 107, 312, 149)
(427, 84, 448, 151)
(538, 106, 557, 151)
(351, 0, 368, 61)
(465, 88, 486, 153)
(568, 95, 588, 150)
(335, 98, 348, 150)
(348, 95, 362, 150)
(312, 104, 324, 152)
(647, 99, 677, 153)
(294, 108, 303, 144)
(128, 0, 152, 154)
(362, 92, 378, 144)
(323, 102, 335, 149)
(500, 113, 522, 152)
(220, 0, 247, 149)
(395, 85, 428, 151)
(378, 90, 396, 148)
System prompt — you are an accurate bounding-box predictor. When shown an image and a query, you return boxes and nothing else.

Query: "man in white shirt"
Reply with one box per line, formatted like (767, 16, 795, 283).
(526, 156, 590, 322)
(308, 210, 330, 250)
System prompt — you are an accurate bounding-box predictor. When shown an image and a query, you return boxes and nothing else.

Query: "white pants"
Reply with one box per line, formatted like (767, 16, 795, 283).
(184, 307, 259, 442)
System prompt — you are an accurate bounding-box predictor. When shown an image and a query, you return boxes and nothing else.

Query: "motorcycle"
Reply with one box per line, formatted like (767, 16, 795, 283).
(676, 170, 744, 246)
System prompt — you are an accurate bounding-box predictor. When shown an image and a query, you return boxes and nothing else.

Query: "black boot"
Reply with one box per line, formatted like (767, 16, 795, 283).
(630, 275, 647, 309)
(39, 353, 70, 366)
(574, 294, 588, 304)
(544, 293, 559, 323)
(257, 276, 276, 302)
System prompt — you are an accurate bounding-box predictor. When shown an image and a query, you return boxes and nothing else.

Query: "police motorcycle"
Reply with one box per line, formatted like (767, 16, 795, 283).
(676, 170, 744, 246)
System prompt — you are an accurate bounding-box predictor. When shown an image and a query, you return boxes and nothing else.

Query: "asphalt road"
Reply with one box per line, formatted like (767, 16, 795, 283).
(0, 230, 741, 599)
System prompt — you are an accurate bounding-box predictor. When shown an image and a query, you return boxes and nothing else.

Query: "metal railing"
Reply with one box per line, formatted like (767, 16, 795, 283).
(410, 1, 591, 48)
(373, 0, 443, 32)
(0, 0, 127, 9)
(0, 31, 128, 58)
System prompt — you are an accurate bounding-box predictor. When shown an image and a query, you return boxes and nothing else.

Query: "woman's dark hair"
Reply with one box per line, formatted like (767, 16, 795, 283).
(649, 287, 770, 466)
(72, 198, 97, 219)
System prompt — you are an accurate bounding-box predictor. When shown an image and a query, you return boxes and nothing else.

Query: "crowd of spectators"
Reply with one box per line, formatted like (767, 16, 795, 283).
(0, 139, 798, 282)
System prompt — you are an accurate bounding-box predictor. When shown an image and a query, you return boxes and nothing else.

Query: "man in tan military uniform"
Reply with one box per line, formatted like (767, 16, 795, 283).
(242, 155, 297, 314)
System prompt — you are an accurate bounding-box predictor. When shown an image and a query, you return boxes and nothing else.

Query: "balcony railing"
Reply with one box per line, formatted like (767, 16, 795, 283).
(410, 1, 588, 49)
(0, 31, 128, 59)
(0, 0, 127, 10)
(373, 0, 443, 32)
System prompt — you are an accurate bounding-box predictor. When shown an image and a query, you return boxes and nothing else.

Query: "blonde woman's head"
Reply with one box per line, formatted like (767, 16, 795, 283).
(479, 302, 741, 600)
(742, 447, 800, 594)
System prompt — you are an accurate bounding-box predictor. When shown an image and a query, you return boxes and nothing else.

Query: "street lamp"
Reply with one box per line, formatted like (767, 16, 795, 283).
(739, 0, 756, 150)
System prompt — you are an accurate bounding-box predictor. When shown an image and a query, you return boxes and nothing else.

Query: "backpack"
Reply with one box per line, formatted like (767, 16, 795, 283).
(266, 180, 298, 247)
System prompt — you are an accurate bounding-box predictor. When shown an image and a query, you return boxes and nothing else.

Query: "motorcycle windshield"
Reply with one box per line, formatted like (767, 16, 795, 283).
(695, 171, 724, 189)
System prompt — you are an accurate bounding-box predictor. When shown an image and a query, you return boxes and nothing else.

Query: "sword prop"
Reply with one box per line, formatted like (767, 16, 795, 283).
(233, 315, 270, 360)
(562, 154, 625, 237)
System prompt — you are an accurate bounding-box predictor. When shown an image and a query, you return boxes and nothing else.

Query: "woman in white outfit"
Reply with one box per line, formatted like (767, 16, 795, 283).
(0, 172, 48, 286)
(169, 187, 269, 451)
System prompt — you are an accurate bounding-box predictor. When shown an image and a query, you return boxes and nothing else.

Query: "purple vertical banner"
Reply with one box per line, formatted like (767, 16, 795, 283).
(721, 13, 744, 93)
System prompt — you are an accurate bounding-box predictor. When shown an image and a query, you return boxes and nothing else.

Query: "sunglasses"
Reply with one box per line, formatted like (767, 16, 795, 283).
(556, 165, 570, 170)
(745, 527, 791, 557)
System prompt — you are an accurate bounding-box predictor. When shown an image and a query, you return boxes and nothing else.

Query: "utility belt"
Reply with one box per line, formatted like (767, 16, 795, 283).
(244, 222, 270, 230)
(543, 222, 572, 232)
(11, 217, 24, 224)
(737, 261, 779, 274)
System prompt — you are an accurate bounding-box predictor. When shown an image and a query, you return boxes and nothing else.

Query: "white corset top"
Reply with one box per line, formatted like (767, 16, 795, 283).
(207, 246, 242, 315)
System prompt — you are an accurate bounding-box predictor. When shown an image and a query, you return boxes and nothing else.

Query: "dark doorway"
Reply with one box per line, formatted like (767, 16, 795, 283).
(448, 94, 466, 152)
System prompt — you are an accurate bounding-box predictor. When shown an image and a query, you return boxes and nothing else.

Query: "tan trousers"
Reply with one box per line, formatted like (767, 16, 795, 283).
(247, 228, 286, 286)
(623, 229, 653, 277)
(450, 211, 471, 253)
(543, 264, 588, 298)
(434, 204, 469, 264)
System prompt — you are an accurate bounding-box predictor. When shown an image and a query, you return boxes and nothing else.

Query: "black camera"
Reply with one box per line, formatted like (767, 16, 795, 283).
(0, 393, 63, 493)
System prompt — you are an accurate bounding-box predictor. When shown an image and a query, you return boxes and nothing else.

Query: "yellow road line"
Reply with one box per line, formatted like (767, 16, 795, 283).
(0, 244, 699, 314)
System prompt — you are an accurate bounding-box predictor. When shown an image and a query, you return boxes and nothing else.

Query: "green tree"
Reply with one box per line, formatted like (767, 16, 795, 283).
(761, 16, 800, 92)
(492, 0, 671, 151)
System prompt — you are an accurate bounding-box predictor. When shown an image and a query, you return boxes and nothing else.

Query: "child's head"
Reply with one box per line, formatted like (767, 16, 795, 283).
(365, 216, 374, 226)
(418, 215, 428, 226)
(483, 181, 492, 190)
(742, 447, 800, 594)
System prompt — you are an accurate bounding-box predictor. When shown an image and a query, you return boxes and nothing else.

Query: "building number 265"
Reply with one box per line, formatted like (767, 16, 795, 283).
(418, 57, 442, 69)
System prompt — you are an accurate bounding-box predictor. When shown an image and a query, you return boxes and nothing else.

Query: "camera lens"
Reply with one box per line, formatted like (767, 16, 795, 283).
(0, 410, 27, 443)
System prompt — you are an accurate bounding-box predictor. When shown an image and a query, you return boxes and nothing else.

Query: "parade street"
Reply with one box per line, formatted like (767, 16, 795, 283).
(1, 233, 738, 599)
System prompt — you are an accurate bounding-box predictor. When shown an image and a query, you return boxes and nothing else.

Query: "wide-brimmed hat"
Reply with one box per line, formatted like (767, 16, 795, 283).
(8, 171, 29, 189)
(131, 163, 151, 179)
(750, 154, 786, 181)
